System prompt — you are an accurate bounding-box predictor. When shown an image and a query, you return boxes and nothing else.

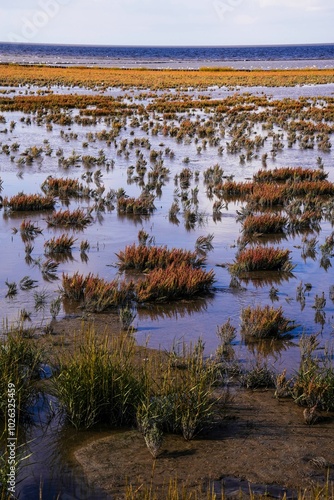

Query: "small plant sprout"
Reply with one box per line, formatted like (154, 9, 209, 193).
(119, 306, 137, 330)
(143, 423, 163, 459)
(312, 292, 326, 311)
(34, 289, 49, 311)
(19, 276, 38, 291)
(80, 240, 90, 253)
(5, 280, 18, 298)
(50, 296, 62, 320)
(195, 234, 214, 253)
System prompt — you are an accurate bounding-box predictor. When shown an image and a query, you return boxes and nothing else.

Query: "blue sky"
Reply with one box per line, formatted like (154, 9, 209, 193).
(1, 0, 333, 46)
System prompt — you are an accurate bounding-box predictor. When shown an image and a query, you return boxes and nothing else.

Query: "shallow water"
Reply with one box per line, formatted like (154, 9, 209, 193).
(1, 85, 334, 374)
(1, 77, 334, 499)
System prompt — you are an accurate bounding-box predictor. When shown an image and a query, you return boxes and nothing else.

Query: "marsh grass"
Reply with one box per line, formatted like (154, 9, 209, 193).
(292, 335, 334, 411)
(53, 330, 146, 429)
(0, 328, 42, 419)
(117, 194, 155, 215)
(242, 214, 287, 236)
(3, 193, 55, 212)
(230, 246, 293, 274)
(135, 263, 215, 302)
(44, 234, 77, 255)
(41, 176, 88, 198)
(62, 272, 133, 311)
(241, 305, 296, 340)
(117, 244, 205, 271)
(46, 208, 93, 228)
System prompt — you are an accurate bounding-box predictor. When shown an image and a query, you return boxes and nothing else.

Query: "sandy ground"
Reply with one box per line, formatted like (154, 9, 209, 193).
(38, 315, 334, 499)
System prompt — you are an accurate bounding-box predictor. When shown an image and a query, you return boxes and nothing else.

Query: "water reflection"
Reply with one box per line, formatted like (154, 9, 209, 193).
(238, 271, 295, 287)
(244, 338, 297, 359)
(137, 296, 212, 322)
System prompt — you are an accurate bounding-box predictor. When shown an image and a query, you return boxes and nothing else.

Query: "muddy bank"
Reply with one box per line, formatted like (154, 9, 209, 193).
(73, 384, 334, 498)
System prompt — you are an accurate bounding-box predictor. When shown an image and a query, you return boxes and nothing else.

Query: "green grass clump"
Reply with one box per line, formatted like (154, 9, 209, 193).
(0, 328, 42, 419)
(53, 331, 145, 429)
(292, 335, 334, 411)
(241, 305, 296, 340)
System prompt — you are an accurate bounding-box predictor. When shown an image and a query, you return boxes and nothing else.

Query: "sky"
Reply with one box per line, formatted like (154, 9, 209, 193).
(1, 0, 333, 46)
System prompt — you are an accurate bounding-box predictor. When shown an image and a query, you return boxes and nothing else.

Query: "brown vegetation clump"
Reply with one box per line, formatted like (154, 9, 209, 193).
(116, 244, 205, 271)
(230, 246, 293, 274)
(3, 193, 55, 212)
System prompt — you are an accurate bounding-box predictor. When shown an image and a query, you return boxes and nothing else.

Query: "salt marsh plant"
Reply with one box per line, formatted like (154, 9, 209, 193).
(230, 246, 293, 274)
(41, 176, 88, 198)
(117, 244, 205, 271)
(3, 193, 55, 212)
(253, 167, 328, 183)
(0, 328, 42, 419)
(195, 234, 214, 253)
(61, 272, 132, 311)
(117, 193, 155, 215)
(241, 305, 296, 340)
(46, 208, 93, 228)
(242, 214, 287, 236)
(240, 360, 275, 389)
(135, 263, 215, 303)
(53, 331, 146, 429)
(19, 219, 43, 239)
(292, 335, 334, 411)
(19, 276, 38, 291)
(44, 234, 77, 255)
(5, 280, 17, 298)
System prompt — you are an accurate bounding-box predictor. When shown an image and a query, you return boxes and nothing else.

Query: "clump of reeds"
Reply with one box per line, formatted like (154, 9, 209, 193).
(19, 219, 43, 238)
(242, 214, 287, 235)
(253, 167, 328, 183)
(117, 193, 155, 215)
(135, 263, 214, 302)
(241, 305, 296, 340)
(46, 208, 93, 228)
(291, 334, 334, 411)
(41, 176, 88, 198)
(230, 246, 293, 274)
(44, 234, 77, 254)
(116, 244, 205, 271)
(3, 193, 55, 212)
(53, 331, 145, 429)
(195, 234, 214, 252)
(240, 360, 276, 389)
(0, 327, 42, 419)
(61, 272, 133, 311)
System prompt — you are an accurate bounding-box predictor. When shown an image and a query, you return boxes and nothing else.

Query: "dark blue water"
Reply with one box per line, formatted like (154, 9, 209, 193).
(0, 42, 334, 68)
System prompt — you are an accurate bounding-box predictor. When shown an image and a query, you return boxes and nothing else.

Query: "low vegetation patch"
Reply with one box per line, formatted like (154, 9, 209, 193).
(230, 246, 293, 274)
(242, 214, 287, 235)
(116, 244, 205, 271)
(46, 208, 93, 228)
(135, 263, 214, 302)
(3, 193, 55, 212)
(241, 305, 296, 340)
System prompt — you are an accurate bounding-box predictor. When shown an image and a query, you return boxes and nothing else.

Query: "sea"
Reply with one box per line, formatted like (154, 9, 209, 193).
(0, 42, 334, 69)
